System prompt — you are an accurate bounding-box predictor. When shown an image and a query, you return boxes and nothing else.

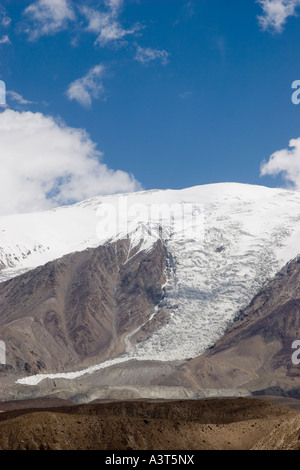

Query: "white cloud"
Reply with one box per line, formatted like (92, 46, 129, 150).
(96, 22, 139, 45)
(7, 91, 34, 105)
(0, 109, 141, 215)
(104, 0, 124, 18)
(1, 17, 11, 27)
(105, 0, 124, 13)
(0, 35, 10, 45)
(24, 0, 75, 39)
(260, 137, 300, 189)
(135, 46, 170, 66)
(81, 6, 107, 34)
(81, 3, 140, 47)
(66, 64, 106, 108)
(0, 6, 11, 28)
(257, 0, 300, 33)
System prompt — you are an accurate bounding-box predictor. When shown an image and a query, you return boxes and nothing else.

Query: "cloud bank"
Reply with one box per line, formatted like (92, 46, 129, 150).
(260, 137, 300, 189)
(0, 110, 141, 215)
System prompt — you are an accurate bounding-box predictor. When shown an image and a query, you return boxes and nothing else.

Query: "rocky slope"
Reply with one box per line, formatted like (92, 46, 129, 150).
(0, 398, 299, 450)
(0, 237, 167, 375)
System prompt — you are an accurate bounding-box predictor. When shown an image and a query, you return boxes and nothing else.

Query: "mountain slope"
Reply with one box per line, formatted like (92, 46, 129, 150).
(0, 398, 298, 450)
(0, 398, 300, 450)
(0, 237, 167, 374)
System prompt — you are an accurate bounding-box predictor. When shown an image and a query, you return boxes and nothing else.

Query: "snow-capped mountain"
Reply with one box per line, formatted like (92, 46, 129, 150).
(2, 182, 300, 385)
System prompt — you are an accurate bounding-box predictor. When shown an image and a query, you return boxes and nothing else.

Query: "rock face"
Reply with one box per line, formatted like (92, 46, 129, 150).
(0, 238, 167, 375)
(170, 256, 300, 395)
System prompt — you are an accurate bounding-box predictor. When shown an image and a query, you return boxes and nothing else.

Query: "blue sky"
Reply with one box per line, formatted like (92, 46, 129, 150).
(1, 0, 300, 214)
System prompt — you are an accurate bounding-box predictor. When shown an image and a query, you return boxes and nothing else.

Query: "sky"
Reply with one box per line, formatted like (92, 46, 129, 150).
(1, 0, 300, 215)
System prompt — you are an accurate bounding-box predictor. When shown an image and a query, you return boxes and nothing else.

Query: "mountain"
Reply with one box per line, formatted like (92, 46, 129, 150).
(1, 182, 300, 400)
